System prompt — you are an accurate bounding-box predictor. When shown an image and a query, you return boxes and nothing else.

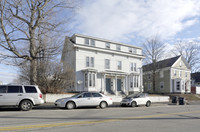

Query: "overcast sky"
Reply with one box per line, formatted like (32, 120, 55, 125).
(1, 0, 200, 84)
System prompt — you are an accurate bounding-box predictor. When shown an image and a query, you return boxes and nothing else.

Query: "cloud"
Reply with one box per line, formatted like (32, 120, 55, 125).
(74, 0, 200, 43)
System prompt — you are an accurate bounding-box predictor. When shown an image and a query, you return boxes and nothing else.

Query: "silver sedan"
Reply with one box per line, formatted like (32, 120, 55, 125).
(55, 92, 113, 109)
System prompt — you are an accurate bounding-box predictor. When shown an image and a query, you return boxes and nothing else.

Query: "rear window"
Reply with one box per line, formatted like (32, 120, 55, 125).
(7, 86, 23, 93)
(24, 86, 37, 93)
(92, 93, 102, 97)
(0, 86, 6, 93)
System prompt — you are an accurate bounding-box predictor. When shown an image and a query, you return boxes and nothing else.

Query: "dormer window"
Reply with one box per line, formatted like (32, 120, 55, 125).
(129, 47, 137, 54)
(180, 61, 182, 67)
(116, 45, 121, 51)
(105, 43, 110, 49)
(85, 38, 89, 45)
(84, 38, 95, 46)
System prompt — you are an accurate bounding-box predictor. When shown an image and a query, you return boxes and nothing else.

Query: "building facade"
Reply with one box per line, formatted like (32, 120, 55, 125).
(191, 72, 200, 94)
(143, 56, 191, 94)
(61, 34, 145, 95)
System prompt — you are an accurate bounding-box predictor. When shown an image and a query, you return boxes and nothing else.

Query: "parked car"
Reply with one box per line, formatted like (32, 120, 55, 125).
(0, 85, 44, 111)
(55, 92, 113, 109)
(120, 93, 151, 107)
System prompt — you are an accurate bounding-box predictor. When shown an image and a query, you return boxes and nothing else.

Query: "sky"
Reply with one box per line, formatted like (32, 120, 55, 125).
(1, 0, 200, 84)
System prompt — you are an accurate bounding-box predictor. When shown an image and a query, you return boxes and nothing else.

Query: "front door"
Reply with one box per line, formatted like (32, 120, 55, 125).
(106, 78, 112, 93)
(117, 79, 122, 91)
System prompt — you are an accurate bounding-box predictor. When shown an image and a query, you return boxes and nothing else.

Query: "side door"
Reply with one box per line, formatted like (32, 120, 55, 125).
(75, 93, 92, 107)
(137, 94, 146, 105)
(3, 86, 23, 105)
(90, 93, 103, 106)
(0, 86, 7, 105)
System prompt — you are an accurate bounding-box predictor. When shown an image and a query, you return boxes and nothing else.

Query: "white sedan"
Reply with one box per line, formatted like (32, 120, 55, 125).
(120, 93, 151, 107)
(55, 92, 113, 109)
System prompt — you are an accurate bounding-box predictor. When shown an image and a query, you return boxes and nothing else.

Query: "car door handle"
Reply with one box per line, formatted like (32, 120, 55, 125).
(18, 94, 23, 96)
(0, 95, 2, 96)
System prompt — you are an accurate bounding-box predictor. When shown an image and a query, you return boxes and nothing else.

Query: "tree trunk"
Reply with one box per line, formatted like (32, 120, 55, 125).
(30, 59, 37, 85)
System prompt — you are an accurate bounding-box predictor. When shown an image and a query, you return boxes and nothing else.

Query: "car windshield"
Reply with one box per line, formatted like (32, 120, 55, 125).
(71, 93, 82, 98)
(126, 93, 138, 98)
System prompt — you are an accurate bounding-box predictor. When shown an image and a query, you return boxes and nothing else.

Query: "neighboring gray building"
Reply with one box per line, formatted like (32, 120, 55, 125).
(143, 56, 191, 94)
(61, 34, 145, 95)
(191, 72, 200, 94)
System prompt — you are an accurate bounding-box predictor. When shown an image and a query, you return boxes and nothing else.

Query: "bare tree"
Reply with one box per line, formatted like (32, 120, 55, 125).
(142, 36, 165, 93)
(0, 0, 77, 84)
(172, 41, 200, 72)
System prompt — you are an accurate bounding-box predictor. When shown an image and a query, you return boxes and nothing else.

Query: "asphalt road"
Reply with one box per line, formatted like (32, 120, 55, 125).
(0, 104, 200, 132)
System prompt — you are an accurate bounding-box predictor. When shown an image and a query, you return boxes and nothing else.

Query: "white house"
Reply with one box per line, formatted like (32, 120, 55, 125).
(61, 34, 145, 95)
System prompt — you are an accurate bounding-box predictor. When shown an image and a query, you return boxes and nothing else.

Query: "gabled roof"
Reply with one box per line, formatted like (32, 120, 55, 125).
(143, 56, 181, 72)
(191, 72, 200, 82)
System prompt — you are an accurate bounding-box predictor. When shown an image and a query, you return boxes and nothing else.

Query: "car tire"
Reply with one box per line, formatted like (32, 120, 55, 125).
(20, 100, 33, 111)
(99, 101, 107, 109)
(146, 101, 151, 107)
(131, 101, 137, 107)
(121, 104, 126, 107)
(66, 101, 75, 110)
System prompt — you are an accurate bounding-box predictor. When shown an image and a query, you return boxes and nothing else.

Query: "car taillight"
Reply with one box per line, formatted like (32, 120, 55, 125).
(39, 94, 43, 99)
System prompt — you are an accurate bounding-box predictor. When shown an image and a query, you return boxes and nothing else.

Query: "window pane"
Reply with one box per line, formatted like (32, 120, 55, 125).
(24, 86, 37, 93)
(117, 61, 122, 70)
(105, 59, 110, 69)
(92, 93, 102, 97)
(91, 57, 94, 67)
(116, 45, 121, 51)
(85, 73, 88, 87)
(83, 93, 91, 97)
(106, 43, 110, 48)
(7, 86, 22, 93)
(0, 86, 6, 93)
(89, 74, 92, 87)
(129, 47, 132, 53)
(85, 38, 89, 45)
(93, 74, 95, 87)
(91, 39, 95, 46)
(130, 63, 133, 71)
(86, 57, 89, 67)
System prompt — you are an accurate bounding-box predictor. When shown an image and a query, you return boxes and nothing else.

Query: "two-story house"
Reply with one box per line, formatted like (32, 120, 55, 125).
(61, 34, 145, 95)
(143, 56, 191, 94)
(191, 72, 200, 94)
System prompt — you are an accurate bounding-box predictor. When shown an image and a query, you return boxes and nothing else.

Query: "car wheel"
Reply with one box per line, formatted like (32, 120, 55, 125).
(99, 101, 107, 109)
(20, 100, 33, 111)
(131, 101, 137, 107)
(146, 101, 151, 107)
(121, 104, 126, 107)
(66, 101, 75, 110)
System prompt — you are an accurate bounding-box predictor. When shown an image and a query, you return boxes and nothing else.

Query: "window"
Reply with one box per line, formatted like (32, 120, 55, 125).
(83, 93, 92, 98)
(148, 82, 151, 90)
(179, 71, 182, 77)
(176, 81, 180, 90)
(89, 74, 92, 87)
(7, 86, 23, 93)
(117, 61, 122, 70)
(160, 70, 164, 78)
(92, 93, 102, 97)
(148, 74, 151, 79)
(85, 38, 89, 45)
(24, 86, 37, 93)
(180, 61, 182, 67)
(91, 57, 94, 67)
(86, 57, 94, 67)
(185, 72, 188, 77)
(105, 59, 110, 69)
(116, 45, 121, 51)
(0, 86, 6, 93)
(130, 63, 136, 71)
(85, 73, 88, 87)
(85, 73, 96, 88)
(86, 57, 90, 67)
(130, 76, 133, 88)
(93, 74, 95, 87)
(134, 76, 138, 87)
(91, 39, 95, 46)
(160, 82, 164, 89)
(130, 63, 133, 71)
(129, 48, 137, 54)
(174, 70, 176, 76)
(105, 43, 110, 49)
